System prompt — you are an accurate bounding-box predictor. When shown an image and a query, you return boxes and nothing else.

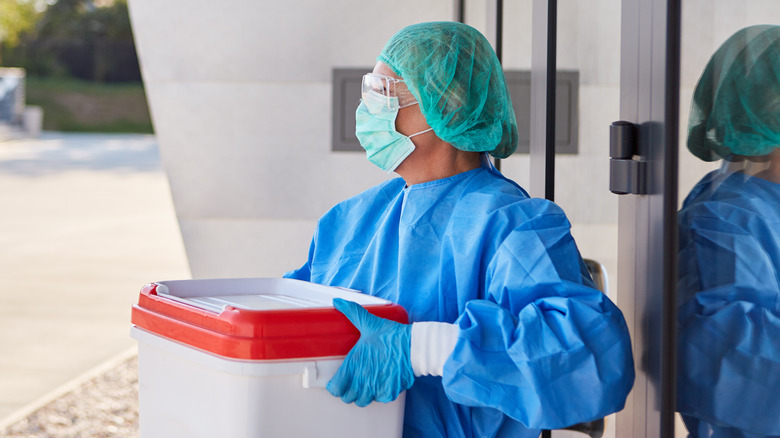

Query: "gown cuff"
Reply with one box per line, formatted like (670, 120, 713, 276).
(410, 321, 459, 377)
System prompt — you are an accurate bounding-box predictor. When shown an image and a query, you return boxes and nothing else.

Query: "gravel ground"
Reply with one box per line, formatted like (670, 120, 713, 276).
(1, 356, 139, 438)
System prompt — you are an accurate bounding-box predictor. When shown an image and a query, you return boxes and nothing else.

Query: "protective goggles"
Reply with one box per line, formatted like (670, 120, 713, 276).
(361, 73, 418, 111)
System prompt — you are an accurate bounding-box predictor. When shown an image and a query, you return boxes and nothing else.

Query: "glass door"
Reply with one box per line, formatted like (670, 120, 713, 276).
(675, 3, 780, 437)
(523, 0, 681, 435)
(614, 1, 780, 437)
(525, 1, 779, 436)
(524, 1, 627, 436)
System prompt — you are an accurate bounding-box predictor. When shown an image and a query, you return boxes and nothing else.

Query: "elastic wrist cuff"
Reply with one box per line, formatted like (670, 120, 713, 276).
(410, 321, 459, 377)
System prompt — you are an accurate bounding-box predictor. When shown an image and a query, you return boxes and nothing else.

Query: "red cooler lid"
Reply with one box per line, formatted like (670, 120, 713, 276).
(131, 278, 408, 361)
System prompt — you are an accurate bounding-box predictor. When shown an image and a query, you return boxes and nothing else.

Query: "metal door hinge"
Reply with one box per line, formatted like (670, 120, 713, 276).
(609, 121, 647, 195)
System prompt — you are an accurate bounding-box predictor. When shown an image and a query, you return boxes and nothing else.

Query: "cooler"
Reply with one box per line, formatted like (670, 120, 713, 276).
(130, 278, 408, 438)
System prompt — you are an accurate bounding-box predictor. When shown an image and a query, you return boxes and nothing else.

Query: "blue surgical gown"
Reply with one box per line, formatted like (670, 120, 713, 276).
(677, 170, 780, 438)
(286, 159, 635, 437)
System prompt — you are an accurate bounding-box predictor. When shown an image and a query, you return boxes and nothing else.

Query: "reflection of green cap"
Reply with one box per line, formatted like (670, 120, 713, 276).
(688, 25, 780, 161)
(378, 22, 518, 159)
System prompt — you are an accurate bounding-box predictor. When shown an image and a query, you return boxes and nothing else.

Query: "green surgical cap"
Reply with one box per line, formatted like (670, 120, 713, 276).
(688, 25, 780, 161)
(378, 22, 518, 158)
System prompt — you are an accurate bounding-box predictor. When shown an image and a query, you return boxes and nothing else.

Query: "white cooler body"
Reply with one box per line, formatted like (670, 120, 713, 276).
(133, 328, 405, 438)
(130, 278, 407, 438)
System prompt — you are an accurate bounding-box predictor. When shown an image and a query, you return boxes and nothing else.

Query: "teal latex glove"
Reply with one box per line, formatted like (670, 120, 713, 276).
(327, 298, 414, 407)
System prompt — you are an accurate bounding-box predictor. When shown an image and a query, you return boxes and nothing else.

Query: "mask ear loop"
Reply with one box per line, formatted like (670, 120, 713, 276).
(399, 95, 429, 139)
(407, 127, 433, 139)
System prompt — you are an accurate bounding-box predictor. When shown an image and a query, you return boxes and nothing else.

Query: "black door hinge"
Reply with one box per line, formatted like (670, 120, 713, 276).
(609, 121, 648, 195)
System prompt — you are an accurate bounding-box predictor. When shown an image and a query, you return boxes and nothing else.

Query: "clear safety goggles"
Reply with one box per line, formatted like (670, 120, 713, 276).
(361, 73, 418, 111)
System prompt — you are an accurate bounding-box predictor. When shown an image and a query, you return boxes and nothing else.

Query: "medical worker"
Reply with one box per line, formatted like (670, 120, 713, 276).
(677, 25, 780, 438)
(285, 22, 635, 437)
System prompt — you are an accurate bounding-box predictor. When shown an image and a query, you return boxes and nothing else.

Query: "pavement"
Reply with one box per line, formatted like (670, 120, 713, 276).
(0, 132, 190, 428)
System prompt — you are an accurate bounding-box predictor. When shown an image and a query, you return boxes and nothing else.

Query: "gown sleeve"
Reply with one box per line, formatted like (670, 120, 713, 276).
(441, 200, 635, 430)
(676, 202, 780, 436)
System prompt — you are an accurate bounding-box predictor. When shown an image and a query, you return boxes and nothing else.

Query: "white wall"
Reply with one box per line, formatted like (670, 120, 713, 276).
(128, 0, 779, 286)
(128, 0, 621, 281)
(128, 0, 456, 278)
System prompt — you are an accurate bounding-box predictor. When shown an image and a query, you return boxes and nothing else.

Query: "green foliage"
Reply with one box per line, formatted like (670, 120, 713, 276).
(0, 0, 41, 48)
(36, 0, 132, 42)
(1, 0, 140, 82)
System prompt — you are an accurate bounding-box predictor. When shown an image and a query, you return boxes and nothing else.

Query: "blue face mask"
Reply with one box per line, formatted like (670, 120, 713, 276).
(355, 91, 433, 173)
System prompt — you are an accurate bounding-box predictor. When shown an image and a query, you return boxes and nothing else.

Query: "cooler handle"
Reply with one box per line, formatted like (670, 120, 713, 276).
(302, 360, 342, 389)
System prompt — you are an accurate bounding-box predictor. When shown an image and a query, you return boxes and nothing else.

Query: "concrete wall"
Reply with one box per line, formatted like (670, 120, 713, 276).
(128, 0, 625, 282)
(128, 0, 457, 278)
(128, 0, 780, 288)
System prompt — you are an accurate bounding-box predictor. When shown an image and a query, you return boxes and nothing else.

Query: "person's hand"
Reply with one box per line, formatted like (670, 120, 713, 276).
(326, 298, 414, 407)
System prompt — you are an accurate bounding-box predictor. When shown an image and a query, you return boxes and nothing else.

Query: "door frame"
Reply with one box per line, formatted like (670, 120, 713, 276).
(614, 0, 681, 437)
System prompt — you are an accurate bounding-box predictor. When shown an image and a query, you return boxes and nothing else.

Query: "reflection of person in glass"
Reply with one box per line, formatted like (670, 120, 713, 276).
(677, 25, 780, 438)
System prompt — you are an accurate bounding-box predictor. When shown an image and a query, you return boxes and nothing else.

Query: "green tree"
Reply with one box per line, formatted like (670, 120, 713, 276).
(2, 0, 140, 80)
(34, 0, 132, 42)
(0, 0, 42, 65)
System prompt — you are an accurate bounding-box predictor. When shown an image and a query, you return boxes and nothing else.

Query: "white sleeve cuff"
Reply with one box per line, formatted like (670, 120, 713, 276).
(410, 321, 459, 377)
